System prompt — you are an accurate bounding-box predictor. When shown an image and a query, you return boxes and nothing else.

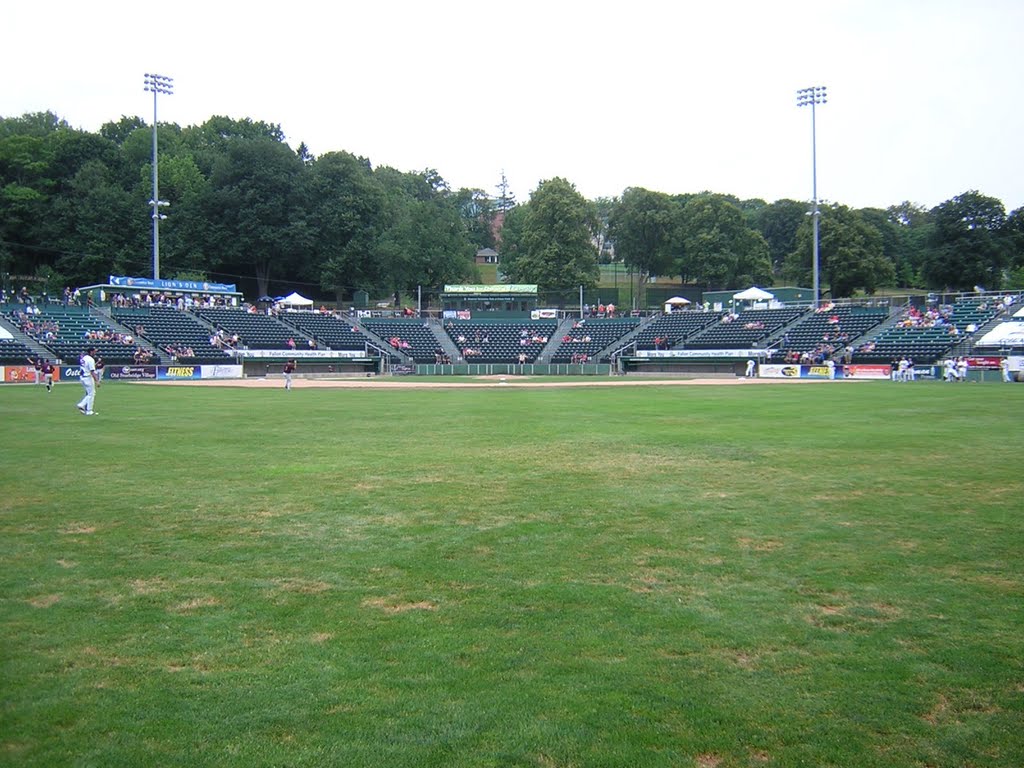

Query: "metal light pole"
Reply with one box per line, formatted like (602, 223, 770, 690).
(144, 73, 173, 280)
(797, 85, 826, 307)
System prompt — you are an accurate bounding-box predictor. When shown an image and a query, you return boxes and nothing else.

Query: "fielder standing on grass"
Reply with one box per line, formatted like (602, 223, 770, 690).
(283, 359, 296, 390)
(76, 346, 99, 415)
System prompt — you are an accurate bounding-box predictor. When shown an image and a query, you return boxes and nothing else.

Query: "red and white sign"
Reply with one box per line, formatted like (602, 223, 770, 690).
(843, 364, 891, 380)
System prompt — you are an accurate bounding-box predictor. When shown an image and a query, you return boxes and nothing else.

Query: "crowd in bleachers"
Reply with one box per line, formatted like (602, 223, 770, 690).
(109, 292, 233, 310)
(10, 310, 60, 342)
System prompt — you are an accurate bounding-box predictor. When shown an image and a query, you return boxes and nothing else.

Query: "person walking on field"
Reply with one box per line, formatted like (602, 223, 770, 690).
(1000, 357, 1013, 382)
(283, 359, 296, 390)
(76, 347, 99, 415)
(745, 358, 756, 378)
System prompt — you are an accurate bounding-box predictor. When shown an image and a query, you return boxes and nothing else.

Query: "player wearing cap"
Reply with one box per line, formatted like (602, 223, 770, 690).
(76, 347, 99, 415)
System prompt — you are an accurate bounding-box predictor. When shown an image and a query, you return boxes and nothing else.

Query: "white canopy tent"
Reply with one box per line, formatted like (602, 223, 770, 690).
(664, 296, 691, 313)
(732, 286, 775, 302)
(278, 291, 314, 308)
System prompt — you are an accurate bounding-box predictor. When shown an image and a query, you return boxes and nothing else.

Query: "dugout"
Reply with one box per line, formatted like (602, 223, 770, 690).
(238, 352, 383, 378)
(620, 357, 749, 376)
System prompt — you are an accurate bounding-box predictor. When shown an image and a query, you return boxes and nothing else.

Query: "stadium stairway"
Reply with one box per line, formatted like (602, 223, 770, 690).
(592, 315, 655, 360)
(0, 313, 53, 363)
(427, 319, 463, 362)
(95, 307, 167, 361)
(532, 318, 571, 363)
(354, 321, 415, 365)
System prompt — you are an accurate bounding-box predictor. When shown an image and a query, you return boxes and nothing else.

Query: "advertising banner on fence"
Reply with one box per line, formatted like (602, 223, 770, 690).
(230, 349, 367, 359)
(202, 365, 244, 379)
(106, 365, 158, 381)
(759, 364, 806, 379)
(842, 364, 891, 379)
(157, 365, 202, 380)
(637, 349, 773, 359)
(964, 356, 1002, 369)
(4, 365, 39, 383)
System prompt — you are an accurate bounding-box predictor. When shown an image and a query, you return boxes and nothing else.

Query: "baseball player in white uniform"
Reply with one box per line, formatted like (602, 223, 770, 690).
(76, 347, 99, 415)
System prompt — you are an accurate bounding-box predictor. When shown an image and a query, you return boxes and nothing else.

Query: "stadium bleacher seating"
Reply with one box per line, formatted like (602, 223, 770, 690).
(685, 308, 807, 349)
(850, 298, 1005, 363)
(442, 319, 559, 363)
(194, 307, 300, 350)
(111, 305, 229, 361)
(3, 305, 150, 364)
(549, 318, 641, 363)
(779, 305, 889, 357)
(277, 310, 372, 351)
(634, 311, 720, 350)
(0, 337, 39, 364)
(361, 319, 442, 362)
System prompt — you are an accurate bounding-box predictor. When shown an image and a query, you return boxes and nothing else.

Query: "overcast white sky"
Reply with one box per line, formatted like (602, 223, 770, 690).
(4, 0, 1022, 212)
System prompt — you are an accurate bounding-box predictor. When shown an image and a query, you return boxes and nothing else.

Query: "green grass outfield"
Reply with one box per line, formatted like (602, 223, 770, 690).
(2, 380, 1023, 767)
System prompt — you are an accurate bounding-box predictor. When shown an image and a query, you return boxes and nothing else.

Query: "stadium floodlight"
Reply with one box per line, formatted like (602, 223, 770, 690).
(144, 73, 174, 280)
(797, 85, 826, 307)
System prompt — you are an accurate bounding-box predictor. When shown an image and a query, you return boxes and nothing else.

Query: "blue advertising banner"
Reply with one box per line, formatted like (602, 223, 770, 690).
(109, 275, 236, 294)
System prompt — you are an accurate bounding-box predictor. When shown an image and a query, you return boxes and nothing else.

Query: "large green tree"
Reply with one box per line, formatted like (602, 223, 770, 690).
(753, 199, 807, 275)
(373, 167, 474, 295)
(302, 151, 384, 301)
(678, 194, 772, 291)
(607, 187, 679, 283)
(499, 177, 600, 292)
(785, 204, 895, 298)
(203, 136, 308, 297)
(923, 191, 1010, 291)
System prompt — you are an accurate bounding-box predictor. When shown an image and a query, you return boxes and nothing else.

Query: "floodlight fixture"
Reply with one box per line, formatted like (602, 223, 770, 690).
(797, 84, 827, 307)
(144, 73, 174, 280)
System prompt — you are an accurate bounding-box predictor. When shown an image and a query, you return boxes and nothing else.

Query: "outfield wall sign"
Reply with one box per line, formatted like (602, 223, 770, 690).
(635, 349, 774, 359)
(202, 365, 244, 379)
(107, 365, 157, 380)
(231, 350, 368, 359)
(758, 363, 891, 380)
(158, 366, 202, 380)
(3, 365, 61, 383)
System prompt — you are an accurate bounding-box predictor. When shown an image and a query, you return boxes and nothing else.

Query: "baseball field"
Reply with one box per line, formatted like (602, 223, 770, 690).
(1, 377, 1022, 767)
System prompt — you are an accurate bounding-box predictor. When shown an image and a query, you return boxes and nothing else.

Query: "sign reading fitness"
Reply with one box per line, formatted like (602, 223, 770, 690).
(109, 275, 237, 294)
(158, 366, 202, 380)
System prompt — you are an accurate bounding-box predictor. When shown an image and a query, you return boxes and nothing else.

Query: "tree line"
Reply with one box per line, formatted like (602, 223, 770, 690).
(2, 111, 1022, 303)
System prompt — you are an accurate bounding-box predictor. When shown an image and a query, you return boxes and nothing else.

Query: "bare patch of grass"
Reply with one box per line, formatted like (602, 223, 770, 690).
(736, 537, 784, 552)
(168, 596, 221, 613)
(58, 523, 95, 535)
(362, 597, 437, 614)
(27, 594, 60, 609)
(270, 578, 332, 595)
